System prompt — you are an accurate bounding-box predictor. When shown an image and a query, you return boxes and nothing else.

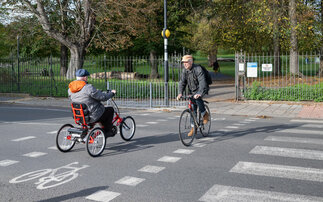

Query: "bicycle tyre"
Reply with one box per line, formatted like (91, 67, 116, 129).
(56, 124, 76, 152)
(120, 116, 136, 141)
(86, 127, 106, 157)
(179, 109, 195, 146)
(200, 105, 211, 137)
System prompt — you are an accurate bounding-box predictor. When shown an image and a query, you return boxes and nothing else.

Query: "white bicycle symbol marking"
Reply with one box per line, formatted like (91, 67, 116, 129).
(9, 162, 89, 190)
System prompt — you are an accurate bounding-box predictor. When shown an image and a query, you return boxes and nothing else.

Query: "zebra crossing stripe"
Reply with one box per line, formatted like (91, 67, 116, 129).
(199, 184, 323, 202)
(280, 129, 323, 136)
(265, 136, 323, 145)
(230, 161, 323, 182)
(250, 146, 323, 161)
(86, 190, 120, 202)
(11, 136, 36, 142)
(291, 119, 323, 124)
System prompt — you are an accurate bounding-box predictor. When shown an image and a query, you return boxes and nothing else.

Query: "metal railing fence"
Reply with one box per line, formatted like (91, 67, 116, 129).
(235, 51, 323, 101)
(0, 54, 186, 107)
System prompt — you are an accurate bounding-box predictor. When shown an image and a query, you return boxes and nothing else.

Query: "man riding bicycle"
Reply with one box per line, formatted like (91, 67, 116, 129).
(176, 55, 210, 136)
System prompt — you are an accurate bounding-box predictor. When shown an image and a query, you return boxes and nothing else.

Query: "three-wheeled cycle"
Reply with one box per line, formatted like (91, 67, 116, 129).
(56, 98, 136, 157)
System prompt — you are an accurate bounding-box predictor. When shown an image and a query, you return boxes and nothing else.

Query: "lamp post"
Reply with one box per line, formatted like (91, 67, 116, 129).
(17, 35, 20, 91)
(163, 0, 169, 107)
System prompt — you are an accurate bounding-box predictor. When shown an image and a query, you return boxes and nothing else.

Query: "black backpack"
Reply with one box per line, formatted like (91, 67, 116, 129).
(197, 65, 213, 86)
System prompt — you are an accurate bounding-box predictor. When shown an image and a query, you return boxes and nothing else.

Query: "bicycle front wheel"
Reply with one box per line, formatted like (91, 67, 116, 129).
(56, 124, 76, 152)
(200, 105, 211, 137)
(179, 109, 195, 146)
(86, 128, 106, 157)
(120, 116, 136, 141)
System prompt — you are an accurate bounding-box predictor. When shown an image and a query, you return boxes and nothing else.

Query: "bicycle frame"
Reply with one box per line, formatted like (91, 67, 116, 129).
(112, 112, 123, 126)
(186, 97, 200, 128)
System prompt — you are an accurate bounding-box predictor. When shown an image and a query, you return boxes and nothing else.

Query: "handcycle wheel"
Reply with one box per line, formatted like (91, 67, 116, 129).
(86, 127, 106, 157)
(120, 116, 136, 141)
(199, 105, 211, 137)
(179, 109, 196, 146)
(56, 124, 76, 152)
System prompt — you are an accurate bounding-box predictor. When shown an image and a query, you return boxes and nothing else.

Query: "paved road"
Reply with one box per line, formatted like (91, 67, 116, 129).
(1, 104, 323, 201)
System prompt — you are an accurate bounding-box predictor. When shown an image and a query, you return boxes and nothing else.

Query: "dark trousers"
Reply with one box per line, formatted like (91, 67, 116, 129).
(192, 97, 206, 115)
(98, 107, 114, 132)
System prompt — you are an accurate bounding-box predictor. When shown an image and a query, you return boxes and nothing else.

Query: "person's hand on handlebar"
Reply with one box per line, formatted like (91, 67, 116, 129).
(194, 94, 201, 99)
(176, 93, 182, 101)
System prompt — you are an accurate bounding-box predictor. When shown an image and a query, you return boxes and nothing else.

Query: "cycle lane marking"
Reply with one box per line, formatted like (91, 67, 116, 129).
(11, 136, 36, 142)
(86, 190, 121, 202)
(0, 160, 19, 167)
(138, 165, 165, 174)
(115, 176, 145, 186)
(173, 149, 195, 155)
(157, 156, 181, 163)
(23, 152, 47, 158)
(265, 136, 323, 145)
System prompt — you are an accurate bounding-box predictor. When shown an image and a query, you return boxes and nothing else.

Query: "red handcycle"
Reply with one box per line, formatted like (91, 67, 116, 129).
(56, 99, 136, 157)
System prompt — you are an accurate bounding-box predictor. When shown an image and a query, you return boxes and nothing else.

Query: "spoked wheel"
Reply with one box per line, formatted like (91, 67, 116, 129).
(199, 105, 211, 137)
(56, 124, 76, 152)
(179, 109, 196, 146)
(120, 116, 136, 141)
(86, 127, 106, 157)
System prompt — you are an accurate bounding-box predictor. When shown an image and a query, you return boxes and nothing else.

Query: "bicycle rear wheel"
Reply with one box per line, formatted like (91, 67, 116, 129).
(86, 128, 106, 157)
(199, 105, 211, 137)
(120, 116, 136, 141)
(56, 124, 76, 152)
(179, 109, 196, 146)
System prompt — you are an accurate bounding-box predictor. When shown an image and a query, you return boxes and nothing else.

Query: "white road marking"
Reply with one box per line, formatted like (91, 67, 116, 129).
(230, 161, 323, 182)
(199, 184, 323, 202)
(146, 122, 158, 124)
(250, 146, 323, 160)
(213, 118, 226, 121)
(173, 149, 195, 154)
(201, 137, 215, 141)
(291, 119, 323, 124)
(12, 136, 36, 142)
(23, 152, 47, 158)
(48, 146, 57, 150)
(280, 129, 323, 136)
(233, 123, 245, 126)
(138, 165, 165, 173)
(136, 124, 149, 127)
(0, 160, 19, 167)
(239, 121, 251, 124)
(244, 119, 256, 121)
(299, 124, 323, 128)
(265, 136, 323, 145)
(217, 129, 232, 132)
(226, 126, 239, 129)
(156, 119, 167, 122)
(193, 143, 206, 147)
(157, 156, 181, 163)
(46, 131, 57, 134)
(86, 190, 120, 202)
(167, 117, 176, 120)
(115, 176, 145, 186)
(249, 117, 260, 120)
(139, 113, 149, 116)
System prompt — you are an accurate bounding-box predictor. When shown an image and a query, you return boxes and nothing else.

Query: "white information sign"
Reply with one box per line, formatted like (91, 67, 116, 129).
(247, 62, 257, 77)
(262, 64, 272, 72)
(239, 63, 245, 71)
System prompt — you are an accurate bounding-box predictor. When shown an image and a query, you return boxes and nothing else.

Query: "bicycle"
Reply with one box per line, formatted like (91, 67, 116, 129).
(178, 96, 211, 146)
(56, 98, 136, 157)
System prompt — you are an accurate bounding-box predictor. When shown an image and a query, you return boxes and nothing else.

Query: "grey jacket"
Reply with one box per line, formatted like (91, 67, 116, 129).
(68, 81, 114, 123)
(178, 64, 208, 96)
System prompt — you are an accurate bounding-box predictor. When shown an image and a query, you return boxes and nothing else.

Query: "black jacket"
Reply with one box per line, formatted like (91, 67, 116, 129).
(179, 64, 208, 96)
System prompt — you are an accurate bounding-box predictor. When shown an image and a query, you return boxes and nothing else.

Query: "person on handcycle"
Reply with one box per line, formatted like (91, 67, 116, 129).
(176, 55, 210, 137)
(68, 69, 116, 138)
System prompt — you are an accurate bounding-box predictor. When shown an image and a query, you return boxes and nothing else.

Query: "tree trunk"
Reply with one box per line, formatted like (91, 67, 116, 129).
(149, 50, 158, 79)
(60, 44, 68, 76)
(272, 0, 281, 76)
(124, 57, 133, 72)
(66, 46, 86, 79)
(289, 0, 299, 75)
(208, 45, 217, 67)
